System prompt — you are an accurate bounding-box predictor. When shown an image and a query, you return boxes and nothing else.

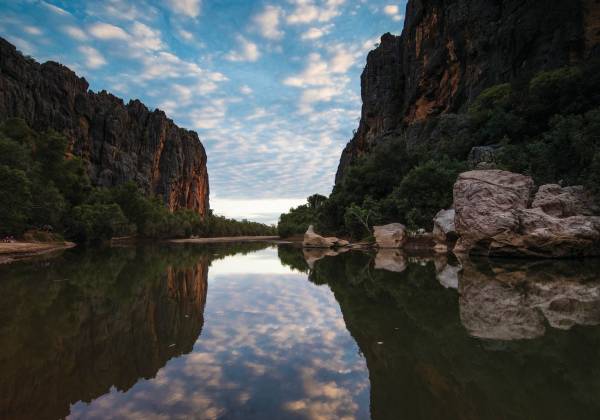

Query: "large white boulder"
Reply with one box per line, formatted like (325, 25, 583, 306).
(373, 223, 407, 248)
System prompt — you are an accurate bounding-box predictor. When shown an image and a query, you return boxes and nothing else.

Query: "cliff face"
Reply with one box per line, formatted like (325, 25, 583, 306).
(336, 0, 600, 183)
(0, 37, 209, 215)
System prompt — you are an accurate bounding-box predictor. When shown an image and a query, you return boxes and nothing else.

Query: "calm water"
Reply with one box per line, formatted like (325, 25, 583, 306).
(2, 243, 600, 419)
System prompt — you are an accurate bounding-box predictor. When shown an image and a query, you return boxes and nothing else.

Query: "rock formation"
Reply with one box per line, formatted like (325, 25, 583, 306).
(453, 170, 600, 257)
(303, 225, 347, 248)
(373, 223, 407, 248)
(432, 209, 455, 252)
(0, 37, 209, 215)
(336, 0, 600, 183)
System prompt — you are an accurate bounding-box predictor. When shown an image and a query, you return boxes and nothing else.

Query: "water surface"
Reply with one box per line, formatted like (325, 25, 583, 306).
(2, 243, 600, 419)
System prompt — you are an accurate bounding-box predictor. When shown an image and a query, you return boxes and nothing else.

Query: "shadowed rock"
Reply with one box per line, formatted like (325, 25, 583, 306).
(459, 258, 600, 340)
(454, 170, 600, 257)
(374, 223, 407, 248)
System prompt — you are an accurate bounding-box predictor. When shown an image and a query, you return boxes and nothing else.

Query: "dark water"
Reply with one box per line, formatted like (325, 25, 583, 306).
(2, 244, 600, 420)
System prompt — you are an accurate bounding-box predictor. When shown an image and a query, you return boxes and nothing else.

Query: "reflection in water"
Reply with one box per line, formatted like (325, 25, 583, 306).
(307, 249, 600, 420)
(0, 245, 211, 420)
(459, 258, 600, 340)
(2, 243, 600, 419)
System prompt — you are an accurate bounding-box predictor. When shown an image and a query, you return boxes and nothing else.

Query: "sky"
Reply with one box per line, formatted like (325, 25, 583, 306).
(0, 0, 407, 224)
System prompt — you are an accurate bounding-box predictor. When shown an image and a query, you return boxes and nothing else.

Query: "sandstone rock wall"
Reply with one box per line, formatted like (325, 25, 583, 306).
(0, 37, 209, 215)
(336, 0, 600, 183)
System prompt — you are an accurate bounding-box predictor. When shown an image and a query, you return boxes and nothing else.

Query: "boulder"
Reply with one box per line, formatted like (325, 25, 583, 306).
(373, 223, 407, 248)
(432, 209, 456, 250)
(453, 170, 600, 257)
(303, 225, 338, 248)
(531, 184, 598, 217)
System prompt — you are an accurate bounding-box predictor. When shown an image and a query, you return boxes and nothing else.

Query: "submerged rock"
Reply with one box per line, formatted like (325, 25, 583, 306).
(373, 223, 407, 248)
(453, 170, 600, 257)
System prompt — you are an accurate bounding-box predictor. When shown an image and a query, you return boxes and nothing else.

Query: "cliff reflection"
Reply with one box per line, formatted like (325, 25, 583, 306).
(301, 247, 600, 420)
(0, 243, 266, 420)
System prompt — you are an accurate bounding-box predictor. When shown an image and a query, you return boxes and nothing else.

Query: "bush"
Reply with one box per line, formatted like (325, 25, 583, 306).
(0, 165, 32, 236)
(66, 203, 132, 243)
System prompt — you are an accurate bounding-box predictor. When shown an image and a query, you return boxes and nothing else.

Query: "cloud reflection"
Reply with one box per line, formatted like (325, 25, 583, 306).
(69, 248, 370, 419)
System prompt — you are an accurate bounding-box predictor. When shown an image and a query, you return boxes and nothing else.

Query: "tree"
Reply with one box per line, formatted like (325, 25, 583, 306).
(0, 165, 32, 235)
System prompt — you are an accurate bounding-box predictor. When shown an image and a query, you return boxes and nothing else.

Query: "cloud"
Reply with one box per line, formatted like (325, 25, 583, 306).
(89, 22, 129, 40)
(130, 21, 163, 50)
(210, 198, 306, 225)
(62, 25, 88, 41)
(41, 1, 69, 16)
(191, 99, 228, 129)
(24, 26, 42, 36)
(383, 4, 404, 21)
(300, 27, 329, 41)
(286, 0, 346, 25)
(79, 46, 107, 69)
(167, 0, 202, 18)
(240, 85, 253, 95)
(252, 5, 284, 40)
(225, 35, 260, 62)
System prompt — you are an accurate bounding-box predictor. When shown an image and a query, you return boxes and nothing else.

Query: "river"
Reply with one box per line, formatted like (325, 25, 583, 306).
(1, 243, 600, 419)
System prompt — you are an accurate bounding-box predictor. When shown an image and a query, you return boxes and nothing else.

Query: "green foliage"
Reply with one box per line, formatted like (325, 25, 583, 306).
(392, 159, 466, 229)
(277, 195, 326, 238)
(0, 118, 275, 242)
(67, 203, 132, 243)
(0, 165, 32, 235)
(280, 60, 600, 239)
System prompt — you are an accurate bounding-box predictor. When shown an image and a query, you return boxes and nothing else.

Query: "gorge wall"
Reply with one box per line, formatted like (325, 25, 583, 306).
(336, 0, 600, 183)
(0, 37, 209, 215)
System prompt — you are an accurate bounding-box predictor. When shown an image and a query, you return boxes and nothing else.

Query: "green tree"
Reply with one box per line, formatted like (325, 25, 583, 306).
(0, 165, 32, 235)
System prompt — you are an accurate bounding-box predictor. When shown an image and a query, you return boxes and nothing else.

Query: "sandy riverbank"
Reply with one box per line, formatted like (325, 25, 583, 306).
(0, 241, 76, 264)
(170, 236, 284, 244)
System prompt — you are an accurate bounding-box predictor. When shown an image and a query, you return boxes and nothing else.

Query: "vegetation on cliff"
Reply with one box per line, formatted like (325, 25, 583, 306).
(278, 61, 600, 238)
(0, 119, 275, 242)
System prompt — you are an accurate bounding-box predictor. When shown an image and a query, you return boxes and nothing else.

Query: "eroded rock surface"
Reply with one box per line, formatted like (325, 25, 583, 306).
(374, 223, 407, 248)
(0, 37, 209, 215)
(336, 0, 600, 183)
(303, 225, 338, 248)
(454, 170, 600, 257)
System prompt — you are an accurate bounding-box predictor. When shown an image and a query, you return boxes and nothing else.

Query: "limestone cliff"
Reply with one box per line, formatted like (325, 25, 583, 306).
(336, 0, 600, 183)
(0, 37, 209, 215)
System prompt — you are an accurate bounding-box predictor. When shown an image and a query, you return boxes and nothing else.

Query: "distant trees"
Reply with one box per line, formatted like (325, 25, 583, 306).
(0, 119, 276, 242)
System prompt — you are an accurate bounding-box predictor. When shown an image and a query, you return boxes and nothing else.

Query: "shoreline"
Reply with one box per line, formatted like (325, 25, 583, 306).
(169, 236, 284, 244)
(0, 241, 76, 264)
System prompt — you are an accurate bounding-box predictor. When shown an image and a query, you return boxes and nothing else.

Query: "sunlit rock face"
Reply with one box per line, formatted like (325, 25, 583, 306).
(0, 38, 209, 215)
(336, 0, 599, 182)
(459, 258, 600, 340)
(0, 247, 209, 420)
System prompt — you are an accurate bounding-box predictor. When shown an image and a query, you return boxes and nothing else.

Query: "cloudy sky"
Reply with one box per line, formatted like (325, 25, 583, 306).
(0, 0, 407, 224)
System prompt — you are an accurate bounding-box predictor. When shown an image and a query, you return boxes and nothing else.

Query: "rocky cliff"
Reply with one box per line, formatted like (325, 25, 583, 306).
(336, 0, 600, 183)
(0, 37, 209, 215)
